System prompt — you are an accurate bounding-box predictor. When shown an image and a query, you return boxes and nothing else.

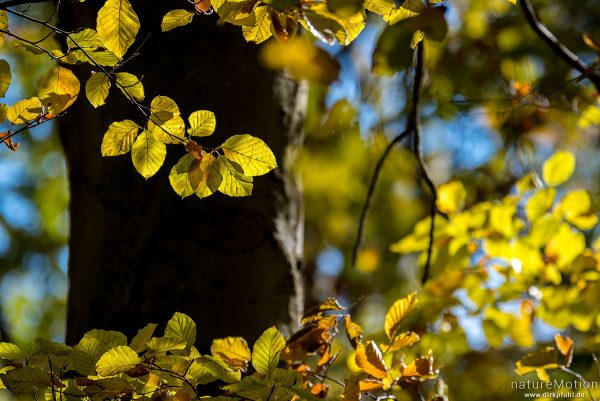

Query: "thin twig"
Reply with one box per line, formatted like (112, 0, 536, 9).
(351, 129, 411, 266)
(519, 0, 600, 92)
(409, 43, 437, 285)
(562, 367, 597, 401)
(351, 40, 437, 285)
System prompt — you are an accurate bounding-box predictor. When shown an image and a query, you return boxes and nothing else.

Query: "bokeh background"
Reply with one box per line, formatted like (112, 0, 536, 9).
(2, 0, 600, 400)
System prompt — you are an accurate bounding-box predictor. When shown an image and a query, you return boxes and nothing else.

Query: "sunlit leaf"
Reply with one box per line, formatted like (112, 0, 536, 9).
(165, 312, 197, 350)
(380, 331, 420, 352)
(115, 72, 144, 102)
(384, 291, 418, 339)
(242, 6, 273, 44)
(211, 337, 251, 371)
(542, 151, 575, 187)
(129, 323, 158, 353)
(252, 326, 286, 378)
(188, 110, 216, 137)
(515, 347, 560, 382)
(0, 343, 23, 360)
(525, 188, 555, 222)
(101, 120, 139, 156)
(355, 341, 388, 379)
(437, 181, 466, 214)
(85, 72, 111, 108)
(7, 97, 43, 124)
(0, 60, 11, 97)
(131, 131, 167, 179)
(162, 9, 195, 32)
(220, 134, 277, 176)
(96, 346, 141, 377)
(68, 28, 104, 49)
(97, 0, 140, 58)
(37, 66, 80, 115)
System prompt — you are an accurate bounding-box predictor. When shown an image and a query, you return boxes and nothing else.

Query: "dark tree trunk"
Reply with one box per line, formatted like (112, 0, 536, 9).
(58, 1, 306, 349)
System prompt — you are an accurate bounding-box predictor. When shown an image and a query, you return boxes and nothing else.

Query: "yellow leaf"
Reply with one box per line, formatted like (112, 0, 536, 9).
(556, 189, 598, 230)
(380, 331, 420, 352)
(554, 334, 573, 367)
(67, 28, 104, 49)
(148, 95, 185, 144)
(97, 0, 140, 58)
(355, 341, 388, 379)
(344, 316, 363, 347)
(525, 188, 555, 221)
(384, 291, 418, 339)
(0, 11, 7, 48)
(220, 134, 277, 176)
(161, 9, 195, 32)
(401, 351, 437, 378)
(131, 131, 167, 179)
(7, 97, 43, 124)
(211, 337, 251, 370)
(101, 120, 139, 156)
(37, 66, 80, 114)
(388, 0, 426, 25)
(242, 6, 272, 44)
(95, 346, 141, 376)
(115, 72, 144, 102)
(169, 153, 222, 199)
(436, 181, 466, 214)
(0, 59, 11, 97)
(545, 223, 585, 267)
(260, 38, 341, 84)
(85, 72, 111, 108)
(542, 151, 576, 186)
(188, 110, 216, 137)
(515, 347, 560, 382)
(218, 156, 253, 197)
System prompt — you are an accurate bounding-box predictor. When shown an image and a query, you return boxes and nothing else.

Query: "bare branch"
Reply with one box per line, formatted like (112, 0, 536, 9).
(352, 41, 438, 286)
(519, 0, 600, 92)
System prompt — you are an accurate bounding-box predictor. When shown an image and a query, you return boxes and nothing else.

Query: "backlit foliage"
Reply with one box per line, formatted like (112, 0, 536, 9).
(0, 294, 447, 401)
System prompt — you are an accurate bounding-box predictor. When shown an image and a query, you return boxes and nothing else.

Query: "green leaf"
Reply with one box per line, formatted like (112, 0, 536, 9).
(165, 312, 196, 349)
(0, 59, 11, 97)
(130, 323, 158, 353)
(252, 326, 285, 378)
(131, 131, 167, 179)
(101, 120, 139, 156)
(161, 9, 195, 32)
(223, 375, 269, 400)
(147, 336, 188, 353)
(0, 342, 23, 360)
(67, 49, 120, 67)
(211, 337, 251, 371)
(115, 72, 144, 102)
(188, 110, 216, 137)
(97, 0, 140, 58)
(85, 72, 111, 108)
(67, 28, 104, 49)
(148, 96, 185, 144)
(96, 346, 141, 376)
(220, 134, 277, 176)
(71, 330, 127, 376)
(218, 156, 253, 197)
(195, 355, 241, 383)
(7, 97, 43, 124)
(0, 367, 51, 393)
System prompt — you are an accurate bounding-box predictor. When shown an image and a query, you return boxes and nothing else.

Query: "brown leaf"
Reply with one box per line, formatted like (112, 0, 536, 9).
(341, 377, 360, 401)
(194, 0, 212, 14)
(345, 316, 363, 349)
(0, 131, 18, 152)
(355, 341, 388, 379)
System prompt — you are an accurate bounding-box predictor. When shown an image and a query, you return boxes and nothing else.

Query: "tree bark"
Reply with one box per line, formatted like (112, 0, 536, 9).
(58, 1, 306, 349)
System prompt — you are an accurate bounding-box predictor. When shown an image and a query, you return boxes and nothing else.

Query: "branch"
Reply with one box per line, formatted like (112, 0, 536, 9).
(409, 42, 437, 285)
(352, 41, 438, 286)
(519, 0, 600, 92)
(0, 0, 51, 9)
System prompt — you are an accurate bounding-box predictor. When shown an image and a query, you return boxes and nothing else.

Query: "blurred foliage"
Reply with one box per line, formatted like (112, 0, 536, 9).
(1, 0, 600, 400)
